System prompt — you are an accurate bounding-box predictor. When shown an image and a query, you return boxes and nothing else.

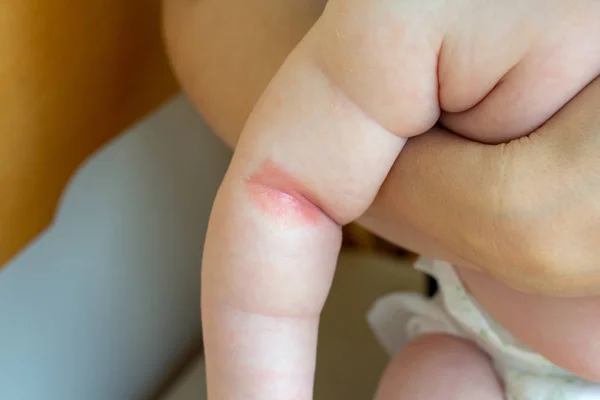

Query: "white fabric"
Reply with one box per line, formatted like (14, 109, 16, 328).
(367, 257, 600, 400)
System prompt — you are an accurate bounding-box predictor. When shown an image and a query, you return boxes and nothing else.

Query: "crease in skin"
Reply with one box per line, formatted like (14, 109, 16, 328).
(246, 160, 332, 226)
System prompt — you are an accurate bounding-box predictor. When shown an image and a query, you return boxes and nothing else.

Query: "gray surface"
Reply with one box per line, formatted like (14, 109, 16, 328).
(0, 95, 231, 400)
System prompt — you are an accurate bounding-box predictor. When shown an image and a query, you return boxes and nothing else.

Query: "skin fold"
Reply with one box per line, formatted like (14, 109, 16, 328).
(165, 0, 600, 295)
(165, 0, 600, 397)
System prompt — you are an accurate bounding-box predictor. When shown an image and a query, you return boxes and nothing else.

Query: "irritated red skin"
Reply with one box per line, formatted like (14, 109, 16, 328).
(246, 160, 325, 226)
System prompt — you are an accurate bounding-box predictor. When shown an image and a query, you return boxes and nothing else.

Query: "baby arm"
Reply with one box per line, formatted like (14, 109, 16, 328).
(201, 8, 441, 399)
(200, 0, 600, 396)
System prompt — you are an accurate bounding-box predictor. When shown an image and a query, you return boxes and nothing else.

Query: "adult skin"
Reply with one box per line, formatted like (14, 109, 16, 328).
(164, 0, 600, 295)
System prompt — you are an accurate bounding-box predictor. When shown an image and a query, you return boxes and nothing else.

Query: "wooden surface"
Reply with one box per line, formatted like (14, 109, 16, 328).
(0, 0, 177, 267)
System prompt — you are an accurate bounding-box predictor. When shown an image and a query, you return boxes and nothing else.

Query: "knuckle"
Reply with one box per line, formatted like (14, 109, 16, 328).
(313, 0, 442, 136)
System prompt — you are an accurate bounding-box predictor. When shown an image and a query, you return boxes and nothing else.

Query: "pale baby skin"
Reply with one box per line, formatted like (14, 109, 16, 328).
(202, 0, 600, 398)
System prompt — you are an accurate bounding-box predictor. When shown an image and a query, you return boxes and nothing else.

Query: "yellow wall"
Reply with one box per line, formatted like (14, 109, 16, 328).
(0, 0, 177, 266)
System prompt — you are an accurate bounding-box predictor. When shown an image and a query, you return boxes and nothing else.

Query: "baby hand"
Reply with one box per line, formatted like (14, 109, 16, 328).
(202, 0, 600, 398)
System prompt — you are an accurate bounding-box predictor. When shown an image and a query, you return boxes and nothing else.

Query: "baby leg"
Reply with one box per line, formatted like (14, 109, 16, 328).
(375, 334, 505, 400)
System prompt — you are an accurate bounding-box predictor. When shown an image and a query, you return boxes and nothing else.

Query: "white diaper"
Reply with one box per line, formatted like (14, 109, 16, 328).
(367, 257, 600, 400)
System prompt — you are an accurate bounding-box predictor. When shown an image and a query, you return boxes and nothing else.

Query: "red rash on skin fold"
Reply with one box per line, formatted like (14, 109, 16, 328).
(246, 160, 325, 226)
